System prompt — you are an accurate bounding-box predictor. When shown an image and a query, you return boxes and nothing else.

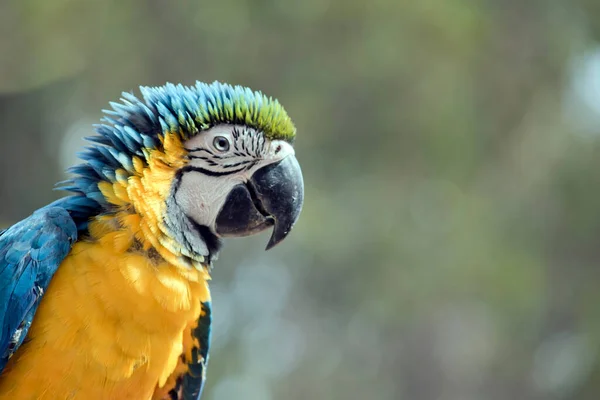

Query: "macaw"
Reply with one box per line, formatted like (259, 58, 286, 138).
(0, 81, 304, 399)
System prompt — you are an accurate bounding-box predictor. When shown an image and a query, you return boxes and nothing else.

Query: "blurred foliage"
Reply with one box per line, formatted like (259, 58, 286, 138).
(2, 0, 600, 399)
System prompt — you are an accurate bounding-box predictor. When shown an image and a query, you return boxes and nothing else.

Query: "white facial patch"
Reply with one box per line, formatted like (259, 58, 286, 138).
(173, 124, 294, 234)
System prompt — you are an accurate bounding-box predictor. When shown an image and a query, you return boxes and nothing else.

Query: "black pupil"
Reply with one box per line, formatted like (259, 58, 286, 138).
(215, 137, 228, 150)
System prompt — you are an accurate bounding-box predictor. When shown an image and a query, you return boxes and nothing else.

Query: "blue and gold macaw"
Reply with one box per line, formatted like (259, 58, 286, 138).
(0, 81, 304, 399)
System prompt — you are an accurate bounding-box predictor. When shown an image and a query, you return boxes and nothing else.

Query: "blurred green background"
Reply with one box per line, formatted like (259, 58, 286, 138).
(2, 0, 600, 399)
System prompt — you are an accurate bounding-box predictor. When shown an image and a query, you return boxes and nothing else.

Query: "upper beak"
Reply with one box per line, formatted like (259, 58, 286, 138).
(215, 155, 304, 250)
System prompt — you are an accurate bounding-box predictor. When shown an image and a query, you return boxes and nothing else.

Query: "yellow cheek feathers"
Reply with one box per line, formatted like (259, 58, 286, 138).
(96, 132, 204, 269)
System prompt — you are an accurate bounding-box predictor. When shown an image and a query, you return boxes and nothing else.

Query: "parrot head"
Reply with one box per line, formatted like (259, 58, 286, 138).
(173, 123, 303, 251)
(60, 81, 304, 268)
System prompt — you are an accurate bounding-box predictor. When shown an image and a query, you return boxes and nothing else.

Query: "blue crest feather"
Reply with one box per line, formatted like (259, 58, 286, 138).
(51, 81, 296, 231)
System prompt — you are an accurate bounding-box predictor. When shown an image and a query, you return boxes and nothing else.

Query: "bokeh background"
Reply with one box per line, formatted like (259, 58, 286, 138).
(2, 1, 600, 399)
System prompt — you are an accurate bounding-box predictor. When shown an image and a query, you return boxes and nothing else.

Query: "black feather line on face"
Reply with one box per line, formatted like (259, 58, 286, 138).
(222, 160, 254, 169)
(187, 148, 224, 159)
(245, 160, 259, 171)
(188, 152, 245, 162)
(186, 127, 267, 175)
(232, 126, 241, 140)
(179, 165, 246, 177)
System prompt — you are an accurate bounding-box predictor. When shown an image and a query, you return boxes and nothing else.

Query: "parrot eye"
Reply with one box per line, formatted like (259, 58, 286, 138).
(213, 136, 230, 152)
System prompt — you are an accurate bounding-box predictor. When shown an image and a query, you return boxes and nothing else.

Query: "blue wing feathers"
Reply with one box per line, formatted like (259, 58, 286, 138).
(0, 207, 77, 371)
(182, 301, 212, 400)
(166, 301, 212, 400)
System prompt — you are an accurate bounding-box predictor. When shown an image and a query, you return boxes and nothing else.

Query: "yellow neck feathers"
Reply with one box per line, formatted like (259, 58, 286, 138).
(95, 132, 205, 270)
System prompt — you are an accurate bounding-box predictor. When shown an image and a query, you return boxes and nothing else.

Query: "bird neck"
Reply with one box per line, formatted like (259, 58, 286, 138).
(56, 133, 213, 270)
(94, 151, 209, 270)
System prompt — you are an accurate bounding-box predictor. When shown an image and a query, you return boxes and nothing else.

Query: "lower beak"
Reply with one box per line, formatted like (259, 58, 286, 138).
(215, 155, 304, 250)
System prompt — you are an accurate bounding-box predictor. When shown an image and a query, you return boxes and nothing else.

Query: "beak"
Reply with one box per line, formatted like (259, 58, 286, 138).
(215, 155, 304, 250)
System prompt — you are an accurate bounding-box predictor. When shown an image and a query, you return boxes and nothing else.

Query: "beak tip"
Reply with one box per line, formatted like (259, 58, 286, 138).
(217, 154, 304, 251)
(253, 155, 304, 251)
(265, 227, 292, 251)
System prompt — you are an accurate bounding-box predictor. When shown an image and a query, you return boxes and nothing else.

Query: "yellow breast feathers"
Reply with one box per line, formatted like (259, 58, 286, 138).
(0, 228, 210, 399)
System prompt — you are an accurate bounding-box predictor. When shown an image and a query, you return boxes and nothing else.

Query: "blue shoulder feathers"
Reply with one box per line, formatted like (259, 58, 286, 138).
(0, 207, 76, 371)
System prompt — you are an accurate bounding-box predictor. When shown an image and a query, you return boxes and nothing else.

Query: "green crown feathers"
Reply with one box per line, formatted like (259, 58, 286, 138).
(138, 81, 296, 142)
